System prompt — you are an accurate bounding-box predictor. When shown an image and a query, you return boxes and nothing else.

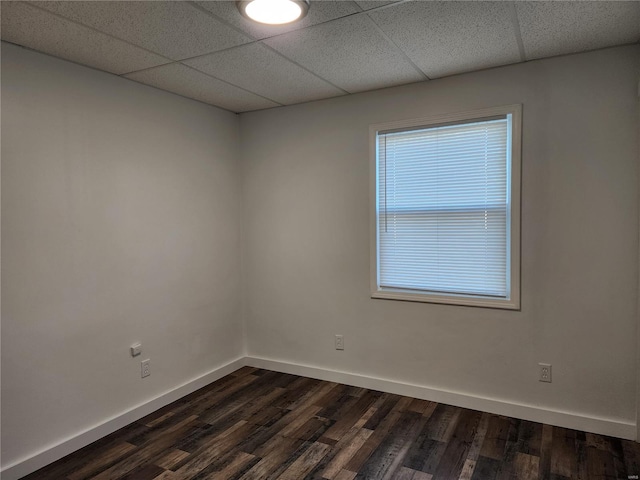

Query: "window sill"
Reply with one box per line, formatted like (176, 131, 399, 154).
(371, 288, 520, 310)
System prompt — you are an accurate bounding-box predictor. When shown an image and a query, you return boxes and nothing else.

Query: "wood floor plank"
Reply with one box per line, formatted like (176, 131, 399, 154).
(585, 432, 610, 450)
(270, 378, 324, 410)
(128, 411, 203, 448)
(246, 404, 288, 427)
(345, 386, 367, 398)
(221, 387, 288, 428)
(458, 412, 490, 480)
(471, 455, 500, 480)
(608, 437, 628, 480)
(355, 410, 423, 479)
(343, 398, 409, 473)
(238, 435, 305, 480)
(119, 463, 166, 480)
(311, 384, 349, 412)
(195, 451, 257, 480)
(170, 421, 226, 455)
(494, 417, 520, 480)
(550, 427, 577, 477)
(276, 441, 331, 479)
(198, 372, 287, 425)
(405, 404, 466, 475)
(409, 470, 434, 480)
(479, 415, 510, 461)
(151, 471, 179, 480)
(403, 431, 447, 474)
(321, 427, 374, 479)
(407, 399, 433, 415)
(513, 452, 540, 480)
(585, 446, 618, 479)
(22, 369, 640, 480)
(154, 449, 190, 470)
(321, 391, 382, 442)
(516, 420, 542, 457)
(287, 381, 340, 413)
(333, 470, 358, 480)
(90, 415, 200, 480)
(173, 421, 254, 477)
(279, 405, 324, 438)
(623, 439, 640, 479)
(394, 467, 433, 480)
(146, 412, 176, 428)
(353, 406, 379, 429)
(66, 442, 137, 480)
(432, 409, 482, 479)
(238, 402, 324, 455)
(294, 416, 334, 443)
(539, 423, 554, 480)
(231, 366, 259, 377)
(320, 391, 362, 422)
(21, 424, 150, 480)
(458, 459, 478, 480)
(154, 372, 260, 424)
(361, 394, 403, 431)
(424, 404, 463, 443)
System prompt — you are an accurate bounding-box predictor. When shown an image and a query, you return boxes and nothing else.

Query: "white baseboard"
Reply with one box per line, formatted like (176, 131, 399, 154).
(246, 356, 637, 441)
(0, 357, 247, 480)
(3, 354, 636, 479)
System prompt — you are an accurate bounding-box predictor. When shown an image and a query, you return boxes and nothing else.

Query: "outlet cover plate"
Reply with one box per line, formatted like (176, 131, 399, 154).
(539, 363, 551, 383)
(141, 359, 151, 378)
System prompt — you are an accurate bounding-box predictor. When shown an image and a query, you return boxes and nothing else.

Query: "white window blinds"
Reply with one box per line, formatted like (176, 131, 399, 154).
(377, 116, 512, 298)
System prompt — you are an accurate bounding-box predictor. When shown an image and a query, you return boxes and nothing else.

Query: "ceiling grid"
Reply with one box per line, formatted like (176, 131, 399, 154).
(2, 0, 639, 113)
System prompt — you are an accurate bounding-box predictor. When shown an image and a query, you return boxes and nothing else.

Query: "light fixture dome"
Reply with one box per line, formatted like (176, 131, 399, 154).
(237, 0, 310, 25)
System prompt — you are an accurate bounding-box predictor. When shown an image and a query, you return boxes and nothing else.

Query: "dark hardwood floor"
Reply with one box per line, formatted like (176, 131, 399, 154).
(22, 367, 640, 480)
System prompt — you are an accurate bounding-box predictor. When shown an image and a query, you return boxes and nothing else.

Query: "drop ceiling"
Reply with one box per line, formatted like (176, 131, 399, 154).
(2, 1, 639, 113)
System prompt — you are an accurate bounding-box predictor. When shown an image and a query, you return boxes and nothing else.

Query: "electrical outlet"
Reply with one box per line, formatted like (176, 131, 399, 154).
(335, 335, 344, 350)
(539, 363, 551, 383)
(141, 359, 151, 378)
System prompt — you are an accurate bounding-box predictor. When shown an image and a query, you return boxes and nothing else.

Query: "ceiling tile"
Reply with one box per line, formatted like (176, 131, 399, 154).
(183, 43, 345, 105)
(194, 0, 361, 40)
(516, 1, 640, 60)
(31, 1, 252, 60)
(369, 1, 521, 79)
(1, 2, 168, 75)
(124, 63, 279, 113)
(354, 1, 399, 11)
(263, 14, 424, 93)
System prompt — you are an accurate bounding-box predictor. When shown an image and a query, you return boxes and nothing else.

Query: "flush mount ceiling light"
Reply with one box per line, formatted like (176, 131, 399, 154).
(237, 0, 310, 25)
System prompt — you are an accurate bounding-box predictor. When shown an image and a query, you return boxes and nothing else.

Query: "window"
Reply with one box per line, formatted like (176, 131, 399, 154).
(370, 105, 521, 309)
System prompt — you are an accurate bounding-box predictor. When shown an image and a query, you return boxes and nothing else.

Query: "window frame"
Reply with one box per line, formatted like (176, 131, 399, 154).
(369, 104, 522, 310)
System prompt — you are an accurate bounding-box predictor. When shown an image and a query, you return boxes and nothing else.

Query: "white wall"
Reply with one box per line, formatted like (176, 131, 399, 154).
(240, 46, 640, 430)
(1, 43, 244, 468)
